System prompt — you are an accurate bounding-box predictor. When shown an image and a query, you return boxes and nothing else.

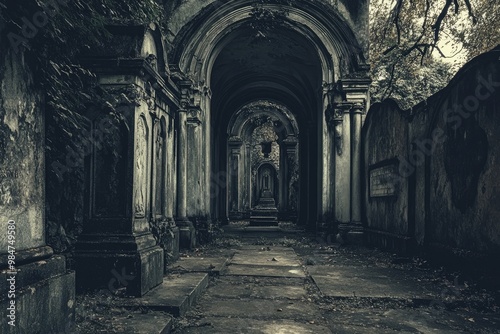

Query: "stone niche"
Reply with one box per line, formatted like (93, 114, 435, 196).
(0, 48, 75, 332)
(227, 101, 300, 221)
(74, 25, 179, 296)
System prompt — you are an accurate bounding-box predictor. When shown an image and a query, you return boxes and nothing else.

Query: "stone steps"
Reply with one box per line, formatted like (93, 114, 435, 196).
(249, 215, 279, 226)
(101, 255, 234, 333)
(115, 272, 209, 317)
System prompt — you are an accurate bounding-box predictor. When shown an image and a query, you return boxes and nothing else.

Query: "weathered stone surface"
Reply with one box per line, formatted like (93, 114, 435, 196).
(308, 265, 437, 300)
(168, 256, 229, 275)
(363, 48, 500, 262)
(178, 317, 332, 334)
(0, 271, 75, 334)
(324, 308, 500, 334)
(209, 281, 307, 300)
(75, 238, 164, 297)
(231, 252, 301, 267)
(0, 48, 45, 252)
(226, 264, 306, 278)
(117, 273, 208, 317)
(0, 45, 75, 334)
(199, 297, 321, 321)
(111, 312, 172, 334)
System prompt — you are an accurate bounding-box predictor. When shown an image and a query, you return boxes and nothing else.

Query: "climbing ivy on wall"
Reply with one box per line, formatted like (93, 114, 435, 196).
(248, 0, 295, 39)
(0, 0, 164, 256)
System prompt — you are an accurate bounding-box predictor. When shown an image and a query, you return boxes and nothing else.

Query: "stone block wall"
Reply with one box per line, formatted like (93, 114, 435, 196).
(363, 47, 500, 263)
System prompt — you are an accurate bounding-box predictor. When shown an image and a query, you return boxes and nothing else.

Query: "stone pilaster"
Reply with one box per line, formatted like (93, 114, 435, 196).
(327, 102, 353, 228)
(228, 136, 243, 217)
(176, 89, 196, 249)
(0, 48, 75, 332)
(283, 135, 299, 220)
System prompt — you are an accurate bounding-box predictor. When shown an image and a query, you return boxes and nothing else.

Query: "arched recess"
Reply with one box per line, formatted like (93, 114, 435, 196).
(169, 0, 370, 231)
(227, 101, 299, 220)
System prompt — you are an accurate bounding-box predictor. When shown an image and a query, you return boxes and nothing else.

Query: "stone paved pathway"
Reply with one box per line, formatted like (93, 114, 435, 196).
(172, 236, 500, 334)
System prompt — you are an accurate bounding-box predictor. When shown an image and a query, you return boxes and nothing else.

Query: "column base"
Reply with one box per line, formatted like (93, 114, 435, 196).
(176, 218, 196, 250)
(74, 233, 164, 297)
(0, 248, 75, 333)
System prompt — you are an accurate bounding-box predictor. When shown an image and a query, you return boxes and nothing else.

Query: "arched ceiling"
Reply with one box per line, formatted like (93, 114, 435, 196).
(210, 26, 323, 129)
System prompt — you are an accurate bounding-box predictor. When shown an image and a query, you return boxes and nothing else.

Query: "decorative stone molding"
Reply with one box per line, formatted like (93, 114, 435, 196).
(351, 102, 365, 114)
(187, 106, 202, 125)
(228, 135, 243, 145)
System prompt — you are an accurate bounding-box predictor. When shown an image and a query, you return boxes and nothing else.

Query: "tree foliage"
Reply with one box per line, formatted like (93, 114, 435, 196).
(370, 0, 499, 108)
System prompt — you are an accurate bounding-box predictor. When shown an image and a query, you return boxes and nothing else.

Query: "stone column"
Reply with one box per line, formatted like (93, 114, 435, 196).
(327, 102, 352, 229)
(338, 78, 371, 244)
(164, 114, 179, 263)
(349, 103, 364, 242)
(284, 135, 298, 220)
(176, 103, 195, 249)
(228, 137, 243, 217)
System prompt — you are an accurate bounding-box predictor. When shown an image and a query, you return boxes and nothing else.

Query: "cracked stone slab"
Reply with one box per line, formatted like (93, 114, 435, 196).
(226, 264, 306, 278)
(178, 317, 332, 334)
(308, 265, 437, 300)
(197, 298, 322, 321)
(323, 308, 497, 334)
(115, 273, 208, 316)
(231, 252, 301, 267)
(111, 312, 172, 334)
(237, 245, 298, 253)
(209, 281, 308, 300)
(168, 256, 230, 275)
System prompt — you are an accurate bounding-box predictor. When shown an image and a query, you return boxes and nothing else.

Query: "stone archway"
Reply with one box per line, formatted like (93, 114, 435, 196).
(168, 0, 371, 238)
(227, 101, 299, 221)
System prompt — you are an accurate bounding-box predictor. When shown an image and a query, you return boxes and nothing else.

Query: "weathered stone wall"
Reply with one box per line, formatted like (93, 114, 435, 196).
(0, 29, 75, 334)
(362, 100, 410, 252)
(363, 47, 500, 259)
(425, 49, 500, 255)
(0, 47, 45, 252)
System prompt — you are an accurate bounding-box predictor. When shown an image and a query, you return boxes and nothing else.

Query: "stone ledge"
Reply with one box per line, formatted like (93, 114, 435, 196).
(115, 273, 209, 317)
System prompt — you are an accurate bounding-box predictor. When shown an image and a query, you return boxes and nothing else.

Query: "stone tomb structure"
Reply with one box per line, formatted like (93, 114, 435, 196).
(2, 1, 500, 333)
(74, 0, 370, 298)
(0, 1, 372, 332)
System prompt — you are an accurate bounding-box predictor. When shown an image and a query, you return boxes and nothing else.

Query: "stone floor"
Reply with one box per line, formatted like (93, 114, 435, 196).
(74, 226, 500, 333)
(171, 231, 500, 333)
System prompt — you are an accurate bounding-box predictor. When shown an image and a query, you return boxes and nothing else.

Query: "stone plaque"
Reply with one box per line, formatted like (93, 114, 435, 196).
(369, 164, 398, 197)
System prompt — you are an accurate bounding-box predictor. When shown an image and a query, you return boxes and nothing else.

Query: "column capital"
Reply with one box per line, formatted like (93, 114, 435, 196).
(326, 102, 351, 128)
(351, 102, 365, 114)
